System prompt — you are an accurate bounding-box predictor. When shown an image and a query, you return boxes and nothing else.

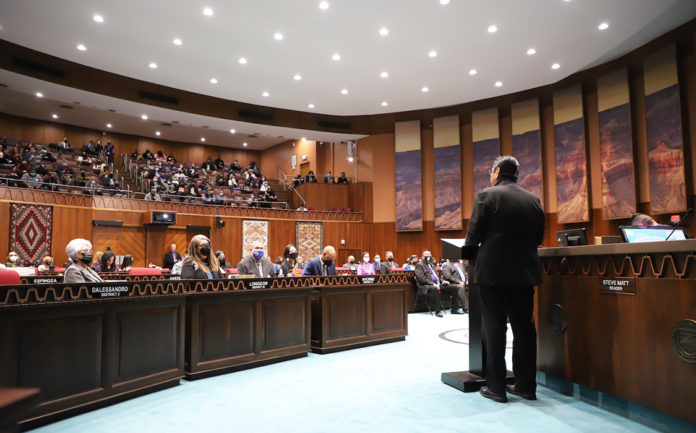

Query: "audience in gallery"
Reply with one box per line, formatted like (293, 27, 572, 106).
(356, 252, 376, 276)
(181, 235, 222, 280)
(305, 170, 318, 183)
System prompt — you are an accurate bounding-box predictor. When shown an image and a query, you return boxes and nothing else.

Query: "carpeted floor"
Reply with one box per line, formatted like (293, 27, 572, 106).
(31, 313, 663, 433)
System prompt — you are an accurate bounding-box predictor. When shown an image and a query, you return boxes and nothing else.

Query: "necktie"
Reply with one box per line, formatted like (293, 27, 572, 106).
(455, 263, 466, 282)
(427, 264, 439, 283)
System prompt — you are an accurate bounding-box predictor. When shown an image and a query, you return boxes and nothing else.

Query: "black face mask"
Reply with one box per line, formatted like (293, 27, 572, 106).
(218, 257, 225, 266)
(387, 257, 394, 262)
(424, 256, 432, 263)
(199, 246, 210, 257)
(288, 252, 298, 260)
(349, 260, 356, 264)
(79, 252, 92, 265)
(322, 259, 333, 267)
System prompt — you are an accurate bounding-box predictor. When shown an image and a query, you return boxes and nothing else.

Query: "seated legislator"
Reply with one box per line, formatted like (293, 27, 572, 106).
(631, 213, 658, 226)
(414, 249, 458, 317)
(379, 251, 398, 274)
(301, 246, 337, 276)
(181, 235, 222, 279)
(440, 259, 469, 313)
(163, 244, 182, 270)
(6, 251, 20, 267)
(236, 242, 276, 278)
(95, 251, 120, 273)
(342, 255, 358, 271)
(37, 256, 55, 272)
(63, 239, 104, 283)
(280, 244, 302, 277)
(356, 252, 376, 275)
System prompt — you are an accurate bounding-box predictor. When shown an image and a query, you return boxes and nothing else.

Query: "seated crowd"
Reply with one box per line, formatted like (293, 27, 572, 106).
(290, 170, 349, 189)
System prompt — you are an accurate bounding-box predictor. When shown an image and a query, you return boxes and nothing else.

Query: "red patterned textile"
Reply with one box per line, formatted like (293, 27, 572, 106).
(9, 203, 53, 266)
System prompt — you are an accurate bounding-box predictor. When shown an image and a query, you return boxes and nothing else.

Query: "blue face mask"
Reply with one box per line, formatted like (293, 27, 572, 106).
(253, 250, 264, 259)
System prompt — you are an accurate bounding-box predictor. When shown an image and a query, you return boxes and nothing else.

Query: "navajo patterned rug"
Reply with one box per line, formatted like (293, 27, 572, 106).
(10, 203, 53, 266)
(296, 221, 323, 261)
(241, 219, 269, 257)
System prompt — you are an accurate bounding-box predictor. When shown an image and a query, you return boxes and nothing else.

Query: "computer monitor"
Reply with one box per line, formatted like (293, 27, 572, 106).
(556, 228, 588, 247)
(620, 225, 687, 243)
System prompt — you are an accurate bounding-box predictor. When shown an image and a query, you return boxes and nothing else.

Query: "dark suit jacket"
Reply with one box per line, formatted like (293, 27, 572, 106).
(414, 261, 440, 294)
(465, 178, 545, 286)
(323, 175, 334, 183)
(301, 256, 336, 276)
(163, 251, 182, 270)
(441, 261, 465, 284)
(236, 255, 276, 278)
(180, 259, 223, 279)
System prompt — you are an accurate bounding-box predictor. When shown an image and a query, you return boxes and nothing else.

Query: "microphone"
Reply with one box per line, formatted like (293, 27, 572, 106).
(665, 208, 692, 241)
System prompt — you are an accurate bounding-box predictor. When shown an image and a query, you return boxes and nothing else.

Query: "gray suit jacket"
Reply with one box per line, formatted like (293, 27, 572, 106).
(236, 255, 276, 278)
(441, 262, 465, 284)
(63, 264, 103, 283)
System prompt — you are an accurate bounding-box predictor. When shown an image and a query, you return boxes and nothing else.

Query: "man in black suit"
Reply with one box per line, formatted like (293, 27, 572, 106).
(301, 246, 337, 276)
(414, 250, 462, 317)
(378, 251, 398, 274)
(465, 155, 545, 403)
(323, 171, 335, 184)
(163, 244, 182, 270)
(441, 260, 469, 313)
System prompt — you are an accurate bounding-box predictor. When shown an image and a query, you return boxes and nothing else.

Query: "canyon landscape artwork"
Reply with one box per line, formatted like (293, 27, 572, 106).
(555, 118, 589, 223)
(513, 129, 544, 207)
(434, 144, 462, 230)
(395, 148, 423, 231)
(473, 138, 499, 195)
(598, 103, 636, 219)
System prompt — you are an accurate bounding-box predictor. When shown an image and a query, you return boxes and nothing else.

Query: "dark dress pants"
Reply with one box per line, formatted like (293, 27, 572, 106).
(419, 284, 440, 312)
(439, 283, 468, 311)
(479, 284, 537, 396)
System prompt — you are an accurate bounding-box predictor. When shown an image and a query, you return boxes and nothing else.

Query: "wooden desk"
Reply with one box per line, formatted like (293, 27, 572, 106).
(0, 388, 40, 433)
(538, 240, 696, 424)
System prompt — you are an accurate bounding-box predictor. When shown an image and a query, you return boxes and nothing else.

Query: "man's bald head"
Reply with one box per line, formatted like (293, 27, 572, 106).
(321, 246, 336, 261)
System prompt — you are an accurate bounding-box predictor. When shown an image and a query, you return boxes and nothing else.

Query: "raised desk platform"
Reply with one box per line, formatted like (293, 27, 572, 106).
(538, 240, 696, 424)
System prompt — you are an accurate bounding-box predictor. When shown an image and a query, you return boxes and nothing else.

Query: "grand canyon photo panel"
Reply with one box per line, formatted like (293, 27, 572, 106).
(512, 99, 544, 208)
(644, 46, 687, 214)
(433, 115, 462, 231)
(395, 120, 423, 231)
(472, 108, 500, 196)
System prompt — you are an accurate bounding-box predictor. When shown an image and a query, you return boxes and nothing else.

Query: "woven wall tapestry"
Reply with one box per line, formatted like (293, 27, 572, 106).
(296, 221, 323, 261)
(241, 219, 268, 258)
(10, 203, 53, 265)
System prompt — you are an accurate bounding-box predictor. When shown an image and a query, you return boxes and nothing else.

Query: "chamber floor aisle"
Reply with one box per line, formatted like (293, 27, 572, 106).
(31, 313, 657, 433)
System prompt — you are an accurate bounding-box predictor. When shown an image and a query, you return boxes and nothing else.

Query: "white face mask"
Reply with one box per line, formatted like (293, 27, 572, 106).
(9, 256, 18, 263)
(363, 257, 370, 263)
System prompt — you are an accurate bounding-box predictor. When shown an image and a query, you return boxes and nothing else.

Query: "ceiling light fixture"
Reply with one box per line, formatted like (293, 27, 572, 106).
(551, 63, 560, 70)
(380, 71, 389, 78)
(243, 142, 248, 147)
(155, 131, 161, 136)
(202, 7, 213, 16)
(421, 86, 429, 93)
(428, 50, 438, 58)
(308, 103, 315, 109)
(35, 92, 44, 98)
(598, 22, 609, 30)
(301, 137, 307, 141)
(381, 101, 388, 107)
(293, 74, 302, 81)
(52, 114, 58, 119)
(76, 44, 86, 51)
(106, 123, 112, 128)
(230, 129, 236, 134)
(201, 137, 206, 142)
(318, 1, 330, 10)
(148, 62, 157, 69)
(527, 48, 536, 55)
(238, 57, 248, 65)
(141, 114, 148, 120)
(332, 53, 341, 61)
(379, 27, 389, 36)
(440, 0, 450, 4)
(494, 81, 503, 87)
(93, 14, 104, 23)
(340, 89, 348, 95)
(262, 91, 270, 97)
(488, 25, 498, 33)
(210, 78, 218, 84)
(469, 69, 477, 75)
(348, 157, 354, 162)
(173, 38, 182, 46)
(274, 32, 284, 41)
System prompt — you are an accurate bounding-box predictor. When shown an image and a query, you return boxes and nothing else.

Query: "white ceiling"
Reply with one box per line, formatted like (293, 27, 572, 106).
(0, 0, 695, 144)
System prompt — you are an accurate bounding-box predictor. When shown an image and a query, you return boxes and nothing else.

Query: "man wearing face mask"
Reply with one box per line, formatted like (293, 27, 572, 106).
(63, 239, 103, 283)
(414, 249, 449, 317)
(378, 251, 398, 274)
(6, 251, 20, 267)
(301, 246, 337, 276)
(342, 255, 358, 272)
(236, 242, 275, 278)
(21, 168, 42, 189)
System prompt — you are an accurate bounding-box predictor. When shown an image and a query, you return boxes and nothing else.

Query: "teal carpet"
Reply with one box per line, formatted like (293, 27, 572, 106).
(32, 313, 663, 433)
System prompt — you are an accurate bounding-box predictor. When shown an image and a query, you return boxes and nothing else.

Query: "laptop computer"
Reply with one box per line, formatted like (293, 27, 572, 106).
(619, 225, 687, 243)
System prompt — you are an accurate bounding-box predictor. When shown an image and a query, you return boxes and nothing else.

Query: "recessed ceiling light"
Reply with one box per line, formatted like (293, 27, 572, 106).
(93, 14, 104, 23)
(421, 86, 429, 93)
(527, 48, 536, 55)
(293, 74, 302, 81)
(308, 103, 315, 109)
(332, 53, 341, 61)
(494, 81, 503, 87)
(148, 62, 157, 69)
(35, 92, 44, 98)
(348, 157, 354, 162)
(428, 50, 438, 58)
(381, 101, 388, 107)
(380, 71, 389, 78)
(440, 0, 450, 4)
(318, 1, 330, 10)
(141, 114, 148, 120)
(201, 137, 206, 142)
(76, 44, 86, 51)
(379, 27, 389, 36)
(301, 137, 307, 141)
(488, 25, 498, 33)
(598, 22, 609, 30)
(469, 69, 477, 75)
(274, 32, 284, 41)
(210, 78, 218, 84)
(262, 91, 270, 97)
(52, 114, 58, 119)
(551, 63, 560, 70)
(202, 7, 213, 16)
(340, 88, 348, 95)
(230, 129, 236, 134)
(106, 123, 112, 128)
(238, 57, 248, 65)
(155, 131, 161, 136)
(243, 142, 248, 147)
(172, 38, 182, 46)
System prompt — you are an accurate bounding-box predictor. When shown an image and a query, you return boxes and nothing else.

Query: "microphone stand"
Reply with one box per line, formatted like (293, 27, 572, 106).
(665, 208, 692, 240)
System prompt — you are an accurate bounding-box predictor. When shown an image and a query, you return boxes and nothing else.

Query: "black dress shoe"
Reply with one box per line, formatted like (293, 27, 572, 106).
(479, 386, 507, 403)
(451, 308, 465, 315)
(506, 384, 536, 400)
(435, 311, 444, 317)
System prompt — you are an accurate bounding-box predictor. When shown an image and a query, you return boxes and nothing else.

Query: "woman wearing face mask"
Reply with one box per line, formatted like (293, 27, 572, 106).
(63, 239, 103, 283)
(214, 250, 230, 274)
(181, 235, 222, 279)
(37, 256, 55, 272)
(356, 252, 376, 275)
(280, 244, 302, 277)
(6, 251, 20, 267)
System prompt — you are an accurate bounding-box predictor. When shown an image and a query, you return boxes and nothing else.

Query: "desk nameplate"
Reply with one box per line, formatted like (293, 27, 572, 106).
(599, 278, 636, 295)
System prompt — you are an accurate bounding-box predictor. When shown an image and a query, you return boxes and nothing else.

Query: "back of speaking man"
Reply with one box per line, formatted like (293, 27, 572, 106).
(465, 155, 545, 403)
(301, 246, 337, 276)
